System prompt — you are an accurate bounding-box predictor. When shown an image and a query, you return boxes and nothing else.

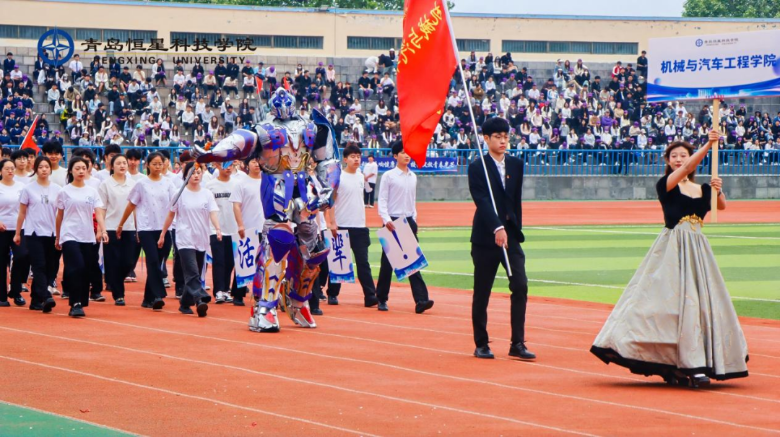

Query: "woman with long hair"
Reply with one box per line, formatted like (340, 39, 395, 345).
(97, 154, 138, 306)
(158, 162, 220, 317)
(117, 152, 175, 311)
(14, 157, 61, 313)
(591, 130, 748, 387)
(55, 157, 108, 317)
(0, 159, 27, 307)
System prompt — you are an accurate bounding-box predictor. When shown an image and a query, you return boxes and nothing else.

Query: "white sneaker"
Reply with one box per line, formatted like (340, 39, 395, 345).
(224, 293, 233, 303)
(205, 285, 211, 290)
(215, 291, 226, 304)
(49, 285, 61, 296)
(163, 278, 171, 288)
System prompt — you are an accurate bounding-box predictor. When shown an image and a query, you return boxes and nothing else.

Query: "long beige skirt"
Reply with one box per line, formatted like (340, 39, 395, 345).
(590, 220, 749, 380)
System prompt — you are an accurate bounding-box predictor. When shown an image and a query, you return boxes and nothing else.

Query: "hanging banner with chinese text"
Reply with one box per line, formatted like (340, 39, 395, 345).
(232, 228, 261, 288)
(374, 157, 458, 173)
(327, 230, 355, 283)
(647, 29, 780, 102)
(377, 218, 428, 281)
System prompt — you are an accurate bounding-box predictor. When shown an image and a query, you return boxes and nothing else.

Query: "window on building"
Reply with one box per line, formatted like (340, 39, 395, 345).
(503, 40, 637, 55)
(348, 36, 397, 50)
(456, 39, 490, 53)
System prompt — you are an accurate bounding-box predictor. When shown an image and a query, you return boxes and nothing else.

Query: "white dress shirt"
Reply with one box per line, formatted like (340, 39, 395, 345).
(378, 167, 418, 224)
(492, 155, 506, 189)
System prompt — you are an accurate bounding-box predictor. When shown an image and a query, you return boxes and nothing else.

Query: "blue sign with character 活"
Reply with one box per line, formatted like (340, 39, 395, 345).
(374, 157, 458, 173)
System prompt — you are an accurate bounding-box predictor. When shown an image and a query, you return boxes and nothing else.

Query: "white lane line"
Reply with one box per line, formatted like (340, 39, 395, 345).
(0, 326, 589, 437)
(403, 267, 780, 303)
(0, 355, 378, 437)
(63, 315, 780, 432)
(531, 226, 780, 241)
(752, 353, 780, 360)
(0, 399, 141, 436)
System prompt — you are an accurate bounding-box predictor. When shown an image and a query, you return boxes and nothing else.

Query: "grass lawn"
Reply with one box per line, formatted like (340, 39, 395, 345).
(367, 224, 780, 320)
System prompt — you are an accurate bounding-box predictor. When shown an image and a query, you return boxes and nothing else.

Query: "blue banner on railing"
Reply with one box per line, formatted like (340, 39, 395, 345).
(375, 157, 458, 173)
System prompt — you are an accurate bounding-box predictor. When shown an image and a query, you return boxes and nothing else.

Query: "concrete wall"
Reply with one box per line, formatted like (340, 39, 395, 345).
(4, 0, 780, 61)
(383, 175, 780, 201)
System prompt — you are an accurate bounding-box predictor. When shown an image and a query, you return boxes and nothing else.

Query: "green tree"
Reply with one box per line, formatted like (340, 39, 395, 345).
(682, 0, 780, 18)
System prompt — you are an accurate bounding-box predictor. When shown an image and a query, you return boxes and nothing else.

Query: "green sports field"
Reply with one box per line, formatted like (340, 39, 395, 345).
(368, 224, 780, 320)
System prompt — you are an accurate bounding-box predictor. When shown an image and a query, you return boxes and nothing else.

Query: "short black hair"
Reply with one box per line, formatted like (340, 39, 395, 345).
(10, 149, 26, 161)
(23, 148, 36, 157)
(342, 144, 361, 158)
(42, 140, 64, 156)
(73, 148, 96, 165)
(481, 117, 510, 137)
(104, 144, 121, 156)
(158, 149, 171, 160)
(125, 148, 143, 160)
(390, 140, 404, 156)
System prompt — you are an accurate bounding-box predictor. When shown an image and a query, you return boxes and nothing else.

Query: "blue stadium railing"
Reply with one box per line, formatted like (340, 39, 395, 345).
(8, 145, 779, 176)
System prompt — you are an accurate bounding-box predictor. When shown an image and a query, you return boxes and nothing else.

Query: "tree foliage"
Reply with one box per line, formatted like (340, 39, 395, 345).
(682, 0, 780, 18)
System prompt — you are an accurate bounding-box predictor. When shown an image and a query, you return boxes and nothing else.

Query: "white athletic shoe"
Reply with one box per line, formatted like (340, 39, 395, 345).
(163, 278, 171, 288)
(215, 291, 226, 304)
(49, 285, 61, 296)
(205, 285, 211, 291)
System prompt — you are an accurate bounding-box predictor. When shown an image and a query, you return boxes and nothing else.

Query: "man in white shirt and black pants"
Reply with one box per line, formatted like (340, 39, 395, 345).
(325, 144, 379, 308)
(376, 141, 433, 313)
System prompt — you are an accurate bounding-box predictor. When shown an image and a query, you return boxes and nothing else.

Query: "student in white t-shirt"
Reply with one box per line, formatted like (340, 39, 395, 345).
(123, 148, 145, 283)
(14, 156, 61, 313)
(362, 154, 378, 207)
(229, 158, 265, 239)
(0, 159, 26, 307)
(325, 144, 378, 307)
(55, 157, 107, 318)
(94, 144, 121, 182)
(69, 148, 103, 301)
(117, 152, 175, 310)
(42, 141, 67, 187)
(159, 162, 220, 317)
(97, 154, 138, 306)
(206, 162, 243, 305)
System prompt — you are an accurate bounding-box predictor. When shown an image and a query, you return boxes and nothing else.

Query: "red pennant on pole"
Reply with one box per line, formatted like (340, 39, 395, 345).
(397, 0, 457, 167)
(255, 76, 263, 95)
(20, 115, 40, 154)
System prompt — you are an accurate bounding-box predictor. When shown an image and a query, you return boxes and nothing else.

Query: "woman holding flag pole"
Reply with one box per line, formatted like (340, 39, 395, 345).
(397, 0, 533, 360)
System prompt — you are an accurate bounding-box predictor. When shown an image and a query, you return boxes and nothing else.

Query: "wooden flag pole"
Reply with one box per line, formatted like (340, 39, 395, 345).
(710, 99, 720, 223)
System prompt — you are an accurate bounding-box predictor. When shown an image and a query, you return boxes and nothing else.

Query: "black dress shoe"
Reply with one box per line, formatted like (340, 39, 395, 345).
(114, 298, 126, 306)
(152, 298, 165, 311)
(232, 298, 245, 307)
(141, 301, 152, 308)
(42, 298, 56, 313)
(364, 295, 378, 308)
(196, 301, 208, 318)
(378, 302, 388, 311)
(179, 306, 194, 315)
(13, 296, 26, 306)
(29, 302, 43, 311)
(508, 343, 536, 360)
(327, 296, 339, 305)
(311, 308, 323, 316)
(0, 301, 9, 307)
(474, 346, 494, 359)
(415, 300, 434, 314)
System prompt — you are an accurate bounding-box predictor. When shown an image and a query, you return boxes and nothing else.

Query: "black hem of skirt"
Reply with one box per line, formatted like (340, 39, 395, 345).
(590, 346, 749, 381)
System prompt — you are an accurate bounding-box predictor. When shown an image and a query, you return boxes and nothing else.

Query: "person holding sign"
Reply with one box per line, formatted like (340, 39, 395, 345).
(591, 130, 748, 387)
(158, 162, 221, 317)
(469, 118, 535, 361)
(325, 144, 379, 308)
(376, 141, 433, 314)
(206, 162, 243, 306)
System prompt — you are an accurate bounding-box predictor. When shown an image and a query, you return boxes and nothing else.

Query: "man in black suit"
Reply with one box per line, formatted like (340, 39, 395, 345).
(468, 117, 536, 361)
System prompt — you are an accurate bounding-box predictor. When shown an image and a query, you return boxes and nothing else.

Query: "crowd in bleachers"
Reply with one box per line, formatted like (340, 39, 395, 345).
(2, 48, 779, 167)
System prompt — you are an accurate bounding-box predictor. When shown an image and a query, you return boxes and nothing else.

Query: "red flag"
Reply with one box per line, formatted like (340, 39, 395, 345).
(397, 0, 457, 167)
(20, 115, 40, 154)
(255, 76, 263, 95)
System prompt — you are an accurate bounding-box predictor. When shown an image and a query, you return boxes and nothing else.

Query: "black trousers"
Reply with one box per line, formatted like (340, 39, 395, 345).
(129, 236, 142, 277)
(170, 230, 184, 294)
(138, 230, 172, 304)
(471, 237, 528, 348)
(25, 233, 57, 305)
(363, 183, 376, 206)
(178, 248, 208, 307)
(104, 230, 139, 300)
(88, 241, 103, 295)
(327, 227, 376, 300)
(210, 234, 243, 297)
(376, 217, 429, 304)
(0, 231, 25, 302)
(62, 241, 94, 308)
